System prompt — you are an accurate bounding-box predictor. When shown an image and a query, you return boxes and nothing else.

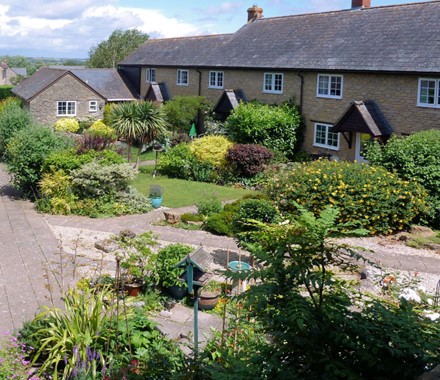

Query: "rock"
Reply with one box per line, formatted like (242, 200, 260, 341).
(159, 310, 173, 318)
(163, 211, 181, 224)
(411, 225, 436, 238)
(186, 221, 203, 226)
(95, 239, 119, 253)
(418, 364, 440, 380)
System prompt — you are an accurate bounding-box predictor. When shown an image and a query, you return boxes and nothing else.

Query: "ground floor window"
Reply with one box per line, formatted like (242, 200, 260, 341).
(313, 123, 339, 150)
(89, 100, 98, 112)
(57, 101, 76, 116)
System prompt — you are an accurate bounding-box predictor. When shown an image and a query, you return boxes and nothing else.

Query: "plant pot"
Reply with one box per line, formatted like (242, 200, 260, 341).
(151, 196, 163, 209)
(124, 283, 143, 297)
(166, 285, 188, 300)
(198, 291, 219, 310)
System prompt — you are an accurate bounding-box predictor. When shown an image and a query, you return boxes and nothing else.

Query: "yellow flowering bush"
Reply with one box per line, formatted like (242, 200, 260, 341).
(265, 160, 427, 235)
(189, 135, 234, 168)
(88, 120, 116, 140)
(54, 118, 80, 133)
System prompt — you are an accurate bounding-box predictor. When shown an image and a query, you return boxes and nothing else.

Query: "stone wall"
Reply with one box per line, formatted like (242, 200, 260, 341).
(29, 74, 105, 126)
(142, 67, 440, 159)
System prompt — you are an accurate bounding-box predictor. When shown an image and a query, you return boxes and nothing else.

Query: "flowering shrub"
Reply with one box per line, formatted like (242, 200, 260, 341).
(54, 118, 80, 133)
(88, 120, 116, 140)
(265, 160, 427, 235)
(0, 332, 39, 380)
(226, 143, 273, 177)
(189, 135, 233, 168)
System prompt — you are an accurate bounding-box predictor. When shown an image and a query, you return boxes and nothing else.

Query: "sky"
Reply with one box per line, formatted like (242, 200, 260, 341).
(0, 0, 428, 59)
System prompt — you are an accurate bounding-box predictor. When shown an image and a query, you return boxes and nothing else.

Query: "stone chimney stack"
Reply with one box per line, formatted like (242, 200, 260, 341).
(352, 0, 371, 8)
(247, 5, 263, 22)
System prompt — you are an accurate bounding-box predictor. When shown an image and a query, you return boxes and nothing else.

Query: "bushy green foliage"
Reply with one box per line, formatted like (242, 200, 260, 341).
(6, 125, 70, 195)
(196, 194, 222, 217)
(38, 169, 76, 214)
(190, 135, 234, 168)
(54, 117, 80, 133)
(88, 119, 116, 139)
(204, 210, 236, 236)
(0, 99, 33, 155)
(70, 162, 137, 198)
(265, 160, 427, 235)
(366, 129, 440, 228)
(223, 207, 440, 379)
(226, 143, 273, 177)
(232, 198, 280, 233)
(42, 148, 125, 174)
(162, 96, 211, 133)
(158, 143, 194, 179)
(0, 85, 13, 100)
(152, 244, 193, 288)
(225, 101, 302, 159)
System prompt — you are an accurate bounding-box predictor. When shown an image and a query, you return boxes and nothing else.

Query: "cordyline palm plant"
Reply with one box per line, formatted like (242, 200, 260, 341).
(109, 100, 168, 167)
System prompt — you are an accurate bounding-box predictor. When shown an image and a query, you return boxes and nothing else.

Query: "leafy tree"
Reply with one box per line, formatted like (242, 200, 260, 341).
(109, 100, 168, 166)
(87, 28, 149, 68)
(225, 101, 302, 159)
(209, 207, 440, 379)
(163, 96, 211, 134)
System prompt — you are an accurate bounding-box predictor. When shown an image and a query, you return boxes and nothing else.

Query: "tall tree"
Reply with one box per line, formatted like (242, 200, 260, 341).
(87, 29, 149, 68)
(109, 100, 168, 166)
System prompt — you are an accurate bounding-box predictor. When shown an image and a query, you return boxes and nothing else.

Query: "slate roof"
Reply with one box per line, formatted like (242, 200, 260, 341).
(12, 67, 137, 101)
(120, 1, 440, 74)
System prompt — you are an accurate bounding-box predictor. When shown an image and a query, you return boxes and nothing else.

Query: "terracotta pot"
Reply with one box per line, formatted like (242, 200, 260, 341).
(124, 283, 143, 297)
(198, 291, 219, 310)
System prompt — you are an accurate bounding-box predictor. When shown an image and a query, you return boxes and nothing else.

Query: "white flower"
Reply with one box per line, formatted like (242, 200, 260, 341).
(424, 312, 440, 321)
(399, 288, 421, 303)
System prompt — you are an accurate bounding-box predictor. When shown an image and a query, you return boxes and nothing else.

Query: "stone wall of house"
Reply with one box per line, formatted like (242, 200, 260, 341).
(29, 74, 105, 126)
(143, 67, 440, 160)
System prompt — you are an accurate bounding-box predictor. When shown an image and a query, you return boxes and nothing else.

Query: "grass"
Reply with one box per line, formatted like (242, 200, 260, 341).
(132, 169, 254, 208)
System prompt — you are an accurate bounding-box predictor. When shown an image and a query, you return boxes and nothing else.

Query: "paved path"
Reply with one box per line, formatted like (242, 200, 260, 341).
(1, 162, 440, 346)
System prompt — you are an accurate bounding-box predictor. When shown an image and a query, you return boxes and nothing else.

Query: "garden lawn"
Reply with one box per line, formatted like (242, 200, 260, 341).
(133, 172, 254, 208)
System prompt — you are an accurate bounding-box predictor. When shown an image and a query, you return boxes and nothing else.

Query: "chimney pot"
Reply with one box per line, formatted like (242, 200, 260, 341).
(247, 5, 263, 22)
(352, 0, 371, 8)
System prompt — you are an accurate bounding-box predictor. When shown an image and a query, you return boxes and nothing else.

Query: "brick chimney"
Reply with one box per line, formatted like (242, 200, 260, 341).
(352, 0, 371, 8)
(247, 5, 263, 22)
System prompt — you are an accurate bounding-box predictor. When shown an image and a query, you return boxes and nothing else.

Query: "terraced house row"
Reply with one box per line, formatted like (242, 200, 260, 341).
(13, 0, 440, 161)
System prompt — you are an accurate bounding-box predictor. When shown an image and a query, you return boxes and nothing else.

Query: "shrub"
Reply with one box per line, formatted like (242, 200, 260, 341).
(204, 211, 236, 236)
(226, 143, 273, 177)
(38, 169, 76, 214)
(180, 212, 204, 223)
(366, 130, 440, 228)
(54, 117, 80, 133)
(71, 162, 137, 198)
(0, 85, 13, 100)
(232, 198, 280, 233)
(225, 101, 302, 159)
(265, 160, 427, 235)
(41, 148, 125, 174)
(190, 135, 234, 168)
(0, 100, 33, 155)
(163, 96, 211, 133)
(196, 194, 222, 217)
(158, 143, 195, 179)
(6, 125, 71, 195)
(88, 119, 116, 139)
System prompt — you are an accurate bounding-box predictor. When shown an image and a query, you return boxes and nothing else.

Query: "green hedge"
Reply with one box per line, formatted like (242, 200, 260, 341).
(265, 160, 427, 235)
(0, 86, 13, 100)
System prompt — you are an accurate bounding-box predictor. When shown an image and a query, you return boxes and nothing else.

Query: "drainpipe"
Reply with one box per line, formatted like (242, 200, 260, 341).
(196, 69, 202, 96)
(296, 71, 304, 114)
(196, 69, 203, 133)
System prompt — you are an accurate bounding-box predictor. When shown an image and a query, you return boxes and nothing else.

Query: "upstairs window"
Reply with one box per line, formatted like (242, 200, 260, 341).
(209, 71, 224, 89)
(317, 74, 343, 99)
(177, 69, 189, 86)
(263, 73, 283, 94)
(146, 68, 156, 83)
(314, 123, 339, 150)
(57, 101, 76, 116)
(418, 78, 440, 108)
(89, 100, 98, 112)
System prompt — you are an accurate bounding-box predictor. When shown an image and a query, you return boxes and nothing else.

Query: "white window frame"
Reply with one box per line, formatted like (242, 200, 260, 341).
(209, 71, 224, 89)
(146, 68, 156, 83)
(89, 100, 98, 112)
(57, 101, 76, 116)
(417, 78, 440, 108)
(263, 72, 283, 94)
(313, 123, 339, 151)
(177, 69, 189, 86)
(316, 74, 343, 99)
